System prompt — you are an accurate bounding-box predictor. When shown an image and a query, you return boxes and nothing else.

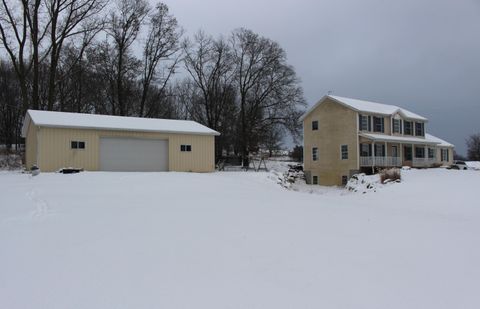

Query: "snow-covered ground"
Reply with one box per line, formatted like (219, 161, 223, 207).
(466, 161, 480, 170)
(1, 167, 479, 309)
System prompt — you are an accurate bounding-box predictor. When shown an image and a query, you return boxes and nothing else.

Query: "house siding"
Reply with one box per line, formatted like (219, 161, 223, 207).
(303, 98, 358, 186)
(29, 122, 215, 172)
(25, 122, 38, 169)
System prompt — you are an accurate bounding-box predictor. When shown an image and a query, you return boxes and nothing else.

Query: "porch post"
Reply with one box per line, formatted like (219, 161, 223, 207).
(384, 141, 387, 166)
(372, 141, 375, 173)
(412, 143, 414, 166)
(425, 144, 428, 166)
(399, 143, 403, 167)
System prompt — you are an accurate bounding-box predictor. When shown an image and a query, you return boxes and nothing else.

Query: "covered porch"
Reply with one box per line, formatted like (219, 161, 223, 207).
(358, 133, 439, 168)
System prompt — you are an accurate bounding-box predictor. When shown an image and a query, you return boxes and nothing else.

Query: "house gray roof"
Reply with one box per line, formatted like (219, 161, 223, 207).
(300, 95, 427, 121)
(21, 110, 220, 137)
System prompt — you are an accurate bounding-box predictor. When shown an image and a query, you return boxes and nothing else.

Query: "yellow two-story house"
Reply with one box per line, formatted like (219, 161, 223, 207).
(301, 95, 454, 186)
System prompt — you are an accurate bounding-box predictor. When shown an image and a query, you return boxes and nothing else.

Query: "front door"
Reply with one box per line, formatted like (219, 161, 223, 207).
(404, 145, 412, 161)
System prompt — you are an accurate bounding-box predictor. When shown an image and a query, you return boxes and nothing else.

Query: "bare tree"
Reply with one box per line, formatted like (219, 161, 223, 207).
(231, 28, 305, 162)
(466, 133, 480, 161)
(106, 0, 148, 115)
(0, 61, 23, 149)
(183, 32, 235, 129)
(0, 0, 105, 110)
(44, 0, 106, 110)
(262, 125, 283, 157)
(183, 32, 238, 157)
(139, 2, 182, 117)
(0, 0, 46, 109)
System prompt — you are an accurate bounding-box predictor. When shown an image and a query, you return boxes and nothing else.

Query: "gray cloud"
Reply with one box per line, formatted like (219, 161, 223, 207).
(163, 0, 480, 155)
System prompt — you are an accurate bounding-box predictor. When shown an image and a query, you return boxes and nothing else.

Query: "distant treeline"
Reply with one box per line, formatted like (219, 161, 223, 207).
(0, 0, 305, 159)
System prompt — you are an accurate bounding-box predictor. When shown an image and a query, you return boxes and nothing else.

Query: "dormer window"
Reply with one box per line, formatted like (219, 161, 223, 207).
(404, 121, 413, 135)
(415, 122, 424, 136)
(373, 116, 384, 133)
(393, 119, 402, 134)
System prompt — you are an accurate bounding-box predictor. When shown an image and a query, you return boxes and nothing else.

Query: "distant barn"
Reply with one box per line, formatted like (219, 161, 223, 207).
(22, 110, 220, 172)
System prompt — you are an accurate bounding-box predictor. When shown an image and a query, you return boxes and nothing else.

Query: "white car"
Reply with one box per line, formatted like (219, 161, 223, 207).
(450, 161, 468, 170)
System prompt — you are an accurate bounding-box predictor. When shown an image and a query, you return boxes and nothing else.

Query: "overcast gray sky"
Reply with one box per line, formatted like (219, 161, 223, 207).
(163, 0, 480, 155)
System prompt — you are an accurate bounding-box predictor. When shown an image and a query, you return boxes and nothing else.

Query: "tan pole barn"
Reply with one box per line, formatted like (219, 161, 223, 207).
(21, 110, 220, 172)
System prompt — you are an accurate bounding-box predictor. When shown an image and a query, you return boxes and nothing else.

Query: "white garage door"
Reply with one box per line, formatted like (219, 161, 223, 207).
(99, 137, 168, 171)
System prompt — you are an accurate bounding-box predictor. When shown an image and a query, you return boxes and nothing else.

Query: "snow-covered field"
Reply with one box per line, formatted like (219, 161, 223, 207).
(1, 167, 479, 309)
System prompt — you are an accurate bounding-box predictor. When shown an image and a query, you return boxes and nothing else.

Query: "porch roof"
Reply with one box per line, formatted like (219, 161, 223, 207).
(359, 133, 441, 145)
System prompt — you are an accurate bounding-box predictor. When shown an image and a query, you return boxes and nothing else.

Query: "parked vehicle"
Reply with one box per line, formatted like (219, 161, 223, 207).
(450, 161, 468, 170)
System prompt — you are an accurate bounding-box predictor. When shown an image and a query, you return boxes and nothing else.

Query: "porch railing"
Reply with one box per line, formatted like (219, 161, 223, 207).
(412, 157, 436, 167)
(359, 156, 402, 167)
(360, 156, 437, 167)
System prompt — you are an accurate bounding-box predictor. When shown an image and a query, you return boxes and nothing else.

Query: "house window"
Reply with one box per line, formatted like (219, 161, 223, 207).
(360, 143, 371, 156)
(312, 175, 318, 185)
(71, 141, 85, 149)
(312, 147, 318, 161)
(359, 114, 369, 131)
(415, 147, 425, 158)
(373, 116, 384, 133)
(393, 119, 402, 134)
(441, 149, 449, 162)
(342, 175, 348, 186)
(374, 144, 385, 157)
(428, 148, 435, 159)
(312, 120, 318, 131)
(341, 145, 348, 160)
(404, 121, 413, 135)
(180, 145, 192, 152)
(415, 122, 424, 136)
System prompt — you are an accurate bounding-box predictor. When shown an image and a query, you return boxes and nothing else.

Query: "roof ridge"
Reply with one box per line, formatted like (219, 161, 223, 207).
(300, 95, 427, 121)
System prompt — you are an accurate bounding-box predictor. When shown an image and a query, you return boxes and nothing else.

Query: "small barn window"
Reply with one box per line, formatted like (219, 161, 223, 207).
(181, 144, 192, 152)
(312, 120, 318, 131)
(71, 141, 85, 149)
(312, 175, 318, 185)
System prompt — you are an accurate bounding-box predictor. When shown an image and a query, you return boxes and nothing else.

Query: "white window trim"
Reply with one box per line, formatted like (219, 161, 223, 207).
(340, 144, 348, 160)
(360, 115, 369, 131)
(71, 140, 86, 150)
(393, 119, 402, 134)
(312, 147, 319, 161)
(180, 144, 192, 152)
